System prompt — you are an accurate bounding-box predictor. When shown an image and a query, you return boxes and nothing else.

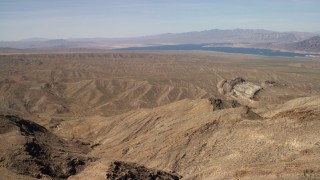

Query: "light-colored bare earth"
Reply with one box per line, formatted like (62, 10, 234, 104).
(0, 51, 320, 179)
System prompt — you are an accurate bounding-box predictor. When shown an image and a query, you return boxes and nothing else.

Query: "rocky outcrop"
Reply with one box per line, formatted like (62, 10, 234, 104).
(233, 82, 262, 99)
(241, 106, 262, 120)
(106, 161, 181, 180)
(208, 97, 241, 111)
(219, 77, 262, 100)
(208, 98, 223, 110)
(263, 80, 285, 87)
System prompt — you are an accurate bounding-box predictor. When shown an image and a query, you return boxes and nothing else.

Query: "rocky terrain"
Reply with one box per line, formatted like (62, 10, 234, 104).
(0, 51, 320, 179)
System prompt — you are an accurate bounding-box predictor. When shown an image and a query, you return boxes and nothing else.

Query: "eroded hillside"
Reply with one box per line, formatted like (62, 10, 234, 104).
(0, 52, 320, 179)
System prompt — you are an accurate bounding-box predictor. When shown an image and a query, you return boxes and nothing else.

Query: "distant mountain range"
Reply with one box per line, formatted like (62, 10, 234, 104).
(0, 29, 318, 53)
(251, 36, 320, 53)
(0, 39, 79, 50)
(282, 36, 320, 53)
(130, 29, 314, 44)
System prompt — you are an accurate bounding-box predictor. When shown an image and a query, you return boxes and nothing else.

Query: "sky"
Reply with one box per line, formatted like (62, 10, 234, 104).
(0, 0, 320, 41)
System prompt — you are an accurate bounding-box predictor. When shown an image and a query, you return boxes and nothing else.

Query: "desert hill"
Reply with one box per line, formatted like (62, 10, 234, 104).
(0, 51, 320, 179)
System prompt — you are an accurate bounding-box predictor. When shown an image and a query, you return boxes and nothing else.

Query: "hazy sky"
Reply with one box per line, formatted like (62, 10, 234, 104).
(1, 0, 320, 41)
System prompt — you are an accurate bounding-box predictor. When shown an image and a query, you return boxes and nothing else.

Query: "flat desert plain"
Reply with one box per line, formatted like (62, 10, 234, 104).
(0, 51, 320, 179)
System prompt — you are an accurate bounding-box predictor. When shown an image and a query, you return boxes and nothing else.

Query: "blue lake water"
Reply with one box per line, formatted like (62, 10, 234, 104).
(116, 44, 307, 57)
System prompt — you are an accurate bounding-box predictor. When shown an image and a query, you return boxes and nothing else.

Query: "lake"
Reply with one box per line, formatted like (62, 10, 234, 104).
(116, 44, 307, 57)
